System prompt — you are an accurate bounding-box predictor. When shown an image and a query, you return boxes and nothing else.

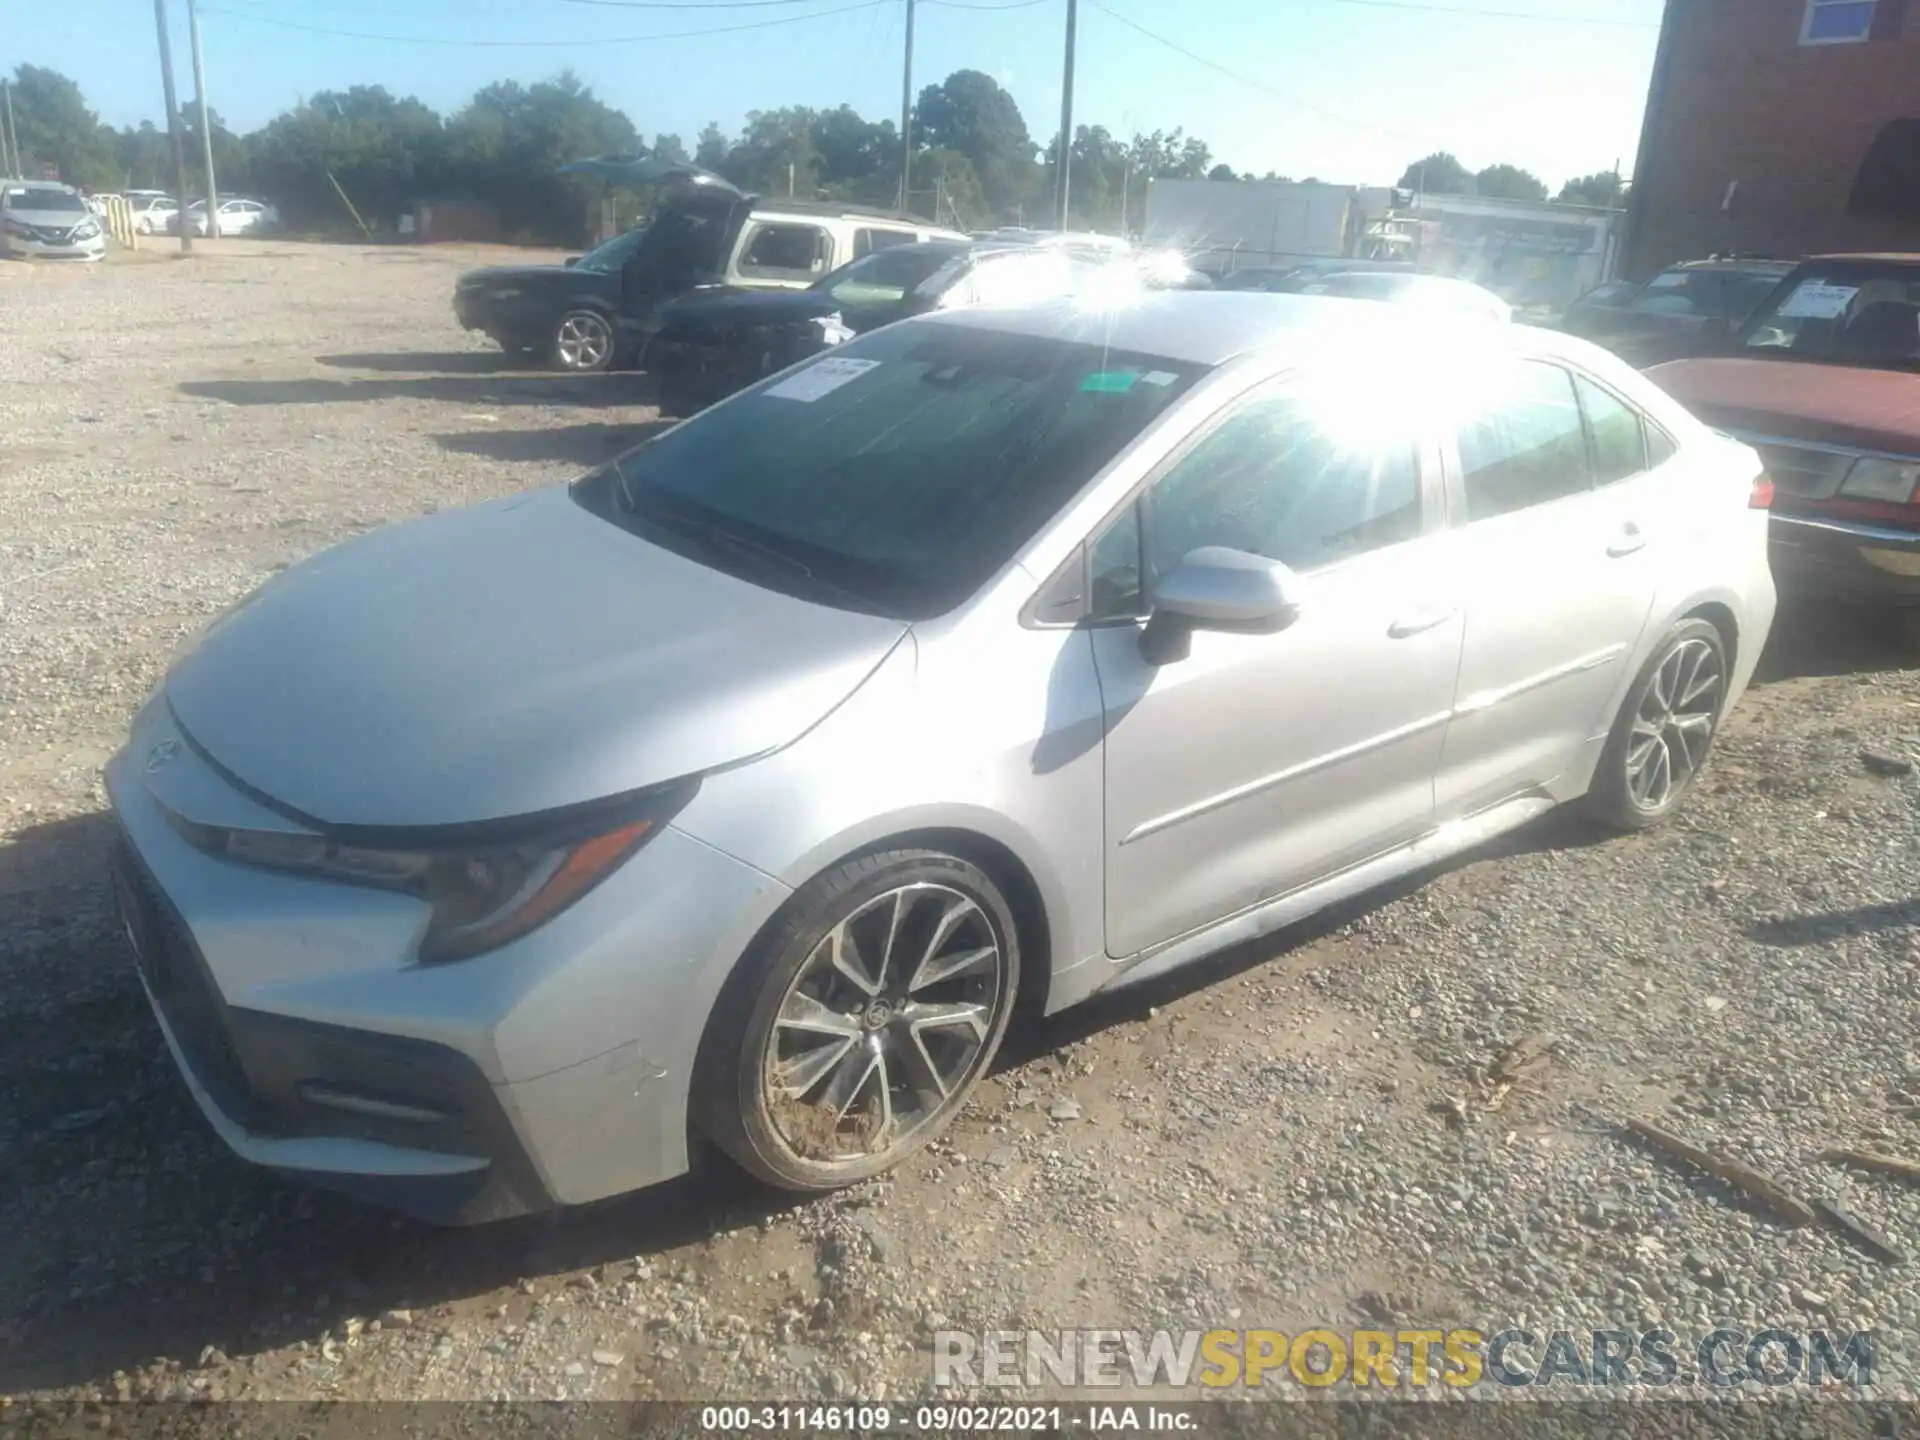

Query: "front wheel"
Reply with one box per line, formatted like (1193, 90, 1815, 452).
(1584, 619, 1728, 830)
(550, 309, 615, 372)
(696, 850, 1021, 1191)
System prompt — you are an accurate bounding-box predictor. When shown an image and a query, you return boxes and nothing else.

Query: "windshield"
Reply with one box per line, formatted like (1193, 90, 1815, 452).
(817, 246, 961, 307)
(5, 188, 87, 214)
(1632, 267, 1789, 320)
(572, 226, 650, 275)
(1740, 262, 1920, 370)
(574, 321, 1201, 618)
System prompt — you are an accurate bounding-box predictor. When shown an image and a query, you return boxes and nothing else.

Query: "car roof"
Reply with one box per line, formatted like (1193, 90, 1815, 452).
(1666, 257, 1794, 273)
(913, 289, 1526, 366)
(1807, 252, 1920, 265)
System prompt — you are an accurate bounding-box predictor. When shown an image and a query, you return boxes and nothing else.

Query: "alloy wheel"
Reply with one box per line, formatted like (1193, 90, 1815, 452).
(554, 313, 612, 371)
(762, 882, 1006, 1168)
(1625, 637, 1722, 810)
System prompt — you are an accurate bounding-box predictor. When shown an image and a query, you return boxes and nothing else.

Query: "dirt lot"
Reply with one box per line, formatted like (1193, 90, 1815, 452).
(3, 241, 1920, 1412)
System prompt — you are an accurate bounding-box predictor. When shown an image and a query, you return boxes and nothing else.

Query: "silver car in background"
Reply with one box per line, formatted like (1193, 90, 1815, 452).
(108, 292, 1775, 1222)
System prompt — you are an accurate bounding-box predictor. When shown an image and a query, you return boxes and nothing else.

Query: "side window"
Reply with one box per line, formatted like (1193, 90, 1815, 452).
(1574, 375, 1648, 486)
(1089, 385, 1422, 613)
(738, 223, 830, 280)
(1456, 361, 1592, 523)
(854, 227, 916, 258)
(1646, 424, 1679, 468)
(1088, 503, 1145, 619)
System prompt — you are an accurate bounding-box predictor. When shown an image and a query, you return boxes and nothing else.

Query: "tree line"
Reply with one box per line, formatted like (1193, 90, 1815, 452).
(3, 60, 1626, 247)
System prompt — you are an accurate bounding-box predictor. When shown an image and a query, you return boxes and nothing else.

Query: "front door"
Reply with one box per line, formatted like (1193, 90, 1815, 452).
(1432, 358, 1661, 817)
(1089, 376, 1461, 959)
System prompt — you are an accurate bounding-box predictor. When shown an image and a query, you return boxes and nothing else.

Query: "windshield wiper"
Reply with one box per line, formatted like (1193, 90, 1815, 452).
(613, 474, 886, 613)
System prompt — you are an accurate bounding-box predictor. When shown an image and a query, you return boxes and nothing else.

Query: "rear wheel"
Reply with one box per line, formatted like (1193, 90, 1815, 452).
(550, 309, 615, 372)
(1584, 619, 1727, 830)
(696, 850, 1021, 1191)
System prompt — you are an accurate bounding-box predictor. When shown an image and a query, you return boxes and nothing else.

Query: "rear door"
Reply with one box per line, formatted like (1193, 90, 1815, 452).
(1432, 358, 1661, 817)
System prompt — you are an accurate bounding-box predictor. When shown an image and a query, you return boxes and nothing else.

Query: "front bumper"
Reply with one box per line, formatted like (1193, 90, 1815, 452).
(1769, 512, 1920, 605)
(105, 705, 787, 1222)
(3, 230, 106, 260)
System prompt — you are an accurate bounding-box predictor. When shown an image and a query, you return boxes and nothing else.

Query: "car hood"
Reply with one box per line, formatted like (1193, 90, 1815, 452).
(5, 207, 94, 228)
(1648, 356, 1920, 454)
(165, 487, 909, 830)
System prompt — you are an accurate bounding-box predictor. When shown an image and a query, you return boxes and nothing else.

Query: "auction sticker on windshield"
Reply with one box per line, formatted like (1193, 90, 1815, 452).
(1776, 282, 1858, 321)
(764, 356, 881, 403)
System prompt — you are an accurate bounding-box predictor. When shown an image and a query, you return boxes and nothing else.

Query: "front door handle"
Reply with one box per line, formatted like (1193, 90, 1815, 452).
(1388, 607, 1458, 639)
(1607, 523, 1648, 558)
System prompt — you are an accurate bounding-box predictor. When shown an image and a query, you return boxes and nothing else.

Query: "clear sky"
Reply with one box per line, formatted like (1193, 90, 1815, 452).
(12, 0, 1666, 190)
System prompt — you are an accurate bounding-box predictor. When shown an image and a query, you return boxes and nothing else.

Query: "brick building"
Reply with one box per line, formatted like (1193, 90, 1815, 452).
(1621, 0, 1920, 277)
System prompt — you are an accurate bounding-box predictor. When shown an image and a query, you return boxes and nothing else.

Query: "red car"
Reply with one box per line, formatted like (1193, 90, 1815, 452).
(1650, 254, 1920, 610)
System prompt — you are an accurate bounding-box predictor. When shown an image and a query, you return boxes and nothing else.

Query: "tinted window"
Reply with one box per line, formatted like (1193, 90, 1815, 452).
(740, 223, 829, 279)
(1742, 262, 1920, 370)
(1134, 385, 1422, 586)
(1456, 362, 1591, 522)
(1088, 503, 1145, 619)
(1574, 376, 1647, 486)
(582, 325, 1199, 619)
(821, 246, 957, 306)
(1646, 425, 1678, 467)
(854, 227, 918, 258)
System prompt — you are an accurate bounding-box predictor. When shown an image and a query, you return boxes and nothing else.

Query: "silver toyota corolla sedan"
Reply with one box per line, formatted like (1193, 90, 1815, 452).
(108, 292, 1776, 1222)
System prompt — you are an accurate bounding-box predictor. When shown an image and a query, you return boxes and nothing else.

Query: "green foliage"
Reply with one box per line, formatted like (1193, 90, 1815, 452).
(1556, 168, 1626, 208)
(913, 69, 1036, 217)
(1474, 162, 1547, 202)
(1397, 151, 1475, 196)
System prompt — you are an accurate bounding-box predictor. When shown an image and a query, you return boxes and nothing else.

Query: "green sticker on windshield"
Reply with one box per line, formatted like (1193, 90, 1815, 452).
(1080, 371, 1140, 394)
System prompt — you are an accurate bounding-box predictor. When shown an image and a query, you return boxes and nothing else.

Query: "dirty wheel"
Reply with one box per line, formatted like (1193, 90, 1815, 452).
(1585, 619, 1727, 831)
(696, 851, 1020, 1191)
(550, 309, 614, 372)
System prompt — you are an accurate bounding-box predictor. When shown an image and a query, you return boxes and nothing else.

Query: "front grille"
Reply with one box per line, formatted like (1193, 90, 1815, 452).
(111, 835, 267, 1128)
(1751, 442, 1851, 501)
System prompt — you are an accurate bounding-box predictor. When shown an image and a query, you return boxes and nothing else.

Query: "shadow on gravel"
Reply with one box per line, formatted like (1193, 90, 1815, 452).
(317, 352, 523, 375)
(1004, 806, 1611, 1066)
(433, 420, 673, 467)
(178, 375, 640, 410)
(1750, 898, 1920, 948)
(0, 809, 116, 901)
(1753, 601, 1917, 685)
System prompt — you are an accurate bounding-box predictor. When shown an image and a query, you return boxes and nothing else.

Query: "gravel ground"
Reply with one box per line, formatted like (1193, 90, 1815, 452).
(2, 242, 1919, 1421)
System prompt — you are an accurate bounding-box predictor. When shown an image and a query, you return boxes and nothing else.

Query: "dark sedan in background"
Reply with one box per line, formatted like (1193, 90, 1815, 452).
(643, 240, 1097, 413)
(1650, 254, 1920, 614)
(1558, 255, 1794, 369)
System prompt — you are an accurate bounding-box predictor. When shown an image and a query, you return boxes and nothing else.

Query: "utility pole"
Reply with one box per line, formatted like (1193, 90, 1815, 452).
(2, 80, 19, 177)
(152, 0, 194, 252)
(1053, 0, 1077, 231)
(897, 0, 915, 213)
(187, 0, 219, 239)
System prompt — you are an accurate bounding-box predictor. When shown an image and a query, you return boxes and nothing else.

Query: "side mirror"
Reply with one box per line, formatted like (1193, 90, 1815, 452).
(1139, 547, 1303, 665)
(563, 255, 582, 268)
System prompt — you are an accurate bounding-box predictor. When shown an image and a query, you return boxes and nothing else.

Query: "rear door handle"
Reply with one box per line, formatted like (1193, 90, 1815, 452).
(1388, 607, 1458, 639)
(1607, 523, 1648, 558)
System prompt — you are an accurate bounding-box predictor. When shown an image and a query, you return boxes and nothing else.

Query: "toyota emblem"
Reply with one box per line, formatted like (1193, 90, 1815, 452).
(144, 738, 181, 774)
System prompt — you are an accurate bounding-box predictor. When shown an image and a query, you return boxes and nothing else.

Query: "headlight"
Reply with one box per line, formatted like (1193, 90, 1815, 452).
(2, 218, 30, 238)
(75, 220, 100, 240)
(1839, 456, 1920, 504)
(180, 781, 696, 963)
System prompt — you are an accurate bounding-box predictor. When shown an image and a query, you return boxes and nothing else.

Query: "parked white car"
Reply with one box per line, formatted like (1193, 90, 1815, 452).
(1, 182, 106, 261)
(133, 195, 178, 234)
(171, 198, 280, 237)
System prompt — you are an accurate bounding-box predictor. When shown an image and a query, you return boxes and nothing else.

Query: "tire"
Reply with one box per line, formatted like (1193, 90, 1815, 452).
(1583, 618, 1728, 831)
(549, 309, 615, 373)
(694, 849, 1022, 1192)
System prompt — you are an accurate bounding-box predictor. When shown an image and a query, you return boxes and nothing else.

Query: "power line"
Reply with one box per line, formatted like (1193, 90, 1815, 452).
(199, 0, 890, 46)
(555, 0, 870, 9)
(921, 0, 1050, 10)
(1084, 0, 1424, 142)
